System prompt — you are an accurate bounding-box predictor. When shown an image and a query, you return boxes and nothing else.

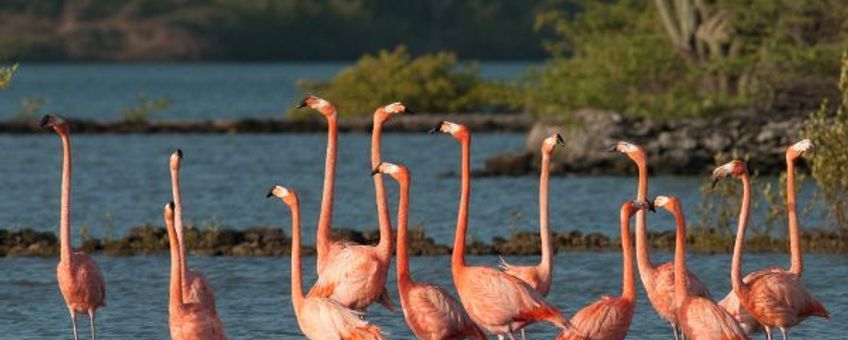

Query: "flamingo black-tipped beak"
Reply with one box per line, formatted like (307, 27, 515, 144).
(39, 114, 58, 129)
(371, 167, 380, 176)
(266, 187, 275, 198)
(428, 122, 443, 134)
(168, 201, 175, 210)
(555, 133, 565, 146)
(296, 97, 308, 109)
(606, 145, 618, 153)
(176, 149, 183, 158)
(405, 107, 415, 114)
(711, 178, 720, 191)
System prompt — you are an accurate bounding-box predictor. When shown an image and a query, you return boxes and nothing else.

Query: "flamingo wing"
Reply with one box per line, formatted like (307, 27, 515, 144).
(404, 283, 484, 339)
(743, 271, 829, 327)
(299, 297, 384, 340)
(170, 304, 227, 340)
(557, 296, 634, 340)
(308, 245, 388, 311)
(679, 297, 749, 340)
(186, 270, 217, 312)
(59, 252, 106, 310)
(718, 268, 782, 334)
(499, 257, 542, 293)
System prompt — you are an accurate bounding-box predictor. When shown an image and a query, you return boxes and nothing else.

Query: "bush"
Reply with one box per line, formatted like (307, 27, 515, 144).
(295, 46, 518, 117)
(120, 93, 171, 122)
(802, 53, 848, 229)
(0, 63, 17, 90)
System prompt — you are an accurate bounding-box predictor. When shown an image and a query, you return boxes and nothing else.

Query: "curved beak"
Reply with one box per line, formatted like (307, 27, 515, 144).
(428, 122, 443, 134)
(606, 145, 618, 153)
(555, 133, 565, 146)
(265, 187, 275, 198)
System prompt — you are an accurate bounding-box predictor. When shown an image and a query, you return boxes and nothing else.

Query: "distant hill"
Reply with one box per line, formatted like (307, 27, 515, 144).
(0, 0, 556, 61)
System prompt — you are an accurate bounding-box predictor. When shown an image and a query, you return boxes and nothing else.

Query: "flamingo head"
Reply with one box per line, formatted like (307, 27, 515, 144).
(711, 160, 747, 189)
(608, 141, 646, 165)
(787, 139, 813, 161)
(375, 102, 412, 124)
(163, 201, 175, 225)
(652, 195, 679, 213)
(626, 199, 655, 215)
(39, 114, 69, 135)
(297, 95, 336, 117)
(267, 185, 298, 206)
(372, 161, 408, 182)
(428, 121, 468, 140)
(542, 133, 565, 155)
(169, 149, 182, 171)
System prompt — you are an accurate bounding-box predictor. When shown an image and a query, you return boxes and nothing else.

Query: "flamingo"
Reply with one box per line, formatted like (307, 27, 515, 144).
(299, 98, 408, 311)
(169, 149, 217, 311)
(41, 114, 106, 340)
(556, 199, 648, 340)
(164, 202, 227, 340)
(610, 141, 711, 339)
(713, 158, 829, 340)
(373, 162, 486, 340)
(500, 132, 564, 296)
(654, 196, 749, 340)
(431, 121, 571, 339)
(267, 186, 384, 340)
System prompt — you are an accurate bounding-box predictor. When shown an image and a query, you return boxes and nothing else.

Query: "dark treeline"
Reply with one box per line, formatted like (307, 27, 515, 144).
(0, 0, 561, 61)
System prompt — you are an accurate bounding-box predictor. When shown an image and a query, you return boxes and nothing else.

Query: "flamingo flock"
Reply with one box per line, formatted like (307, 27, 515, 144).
(38, 95, 830, 339)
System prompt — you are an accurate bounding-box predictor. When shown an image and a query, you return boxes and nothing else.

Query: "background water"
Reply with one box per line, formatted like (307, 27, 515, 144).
(0, 64, 843, 338)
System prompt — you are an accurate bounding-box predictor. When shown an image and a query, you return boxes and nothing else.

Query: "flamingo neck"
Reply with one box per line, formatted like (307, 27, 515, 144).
(59, 132, 73, 263)
(731, 174, 751, 295)
(621, 209, 636, 301)
(396, 175, 413, 293)
(167, 213, 184, 309)
(786, 158, 803, 275)
(634, 160, 655, 279)
(316, 114, 338, 270)
(371, 116, 393, 259)
(289, 200, 305, 313)
(538, 152, 553, 278)
(672, 205, 688, 304)
(452, 135, 471, 271)
(170, 165, 189, 296)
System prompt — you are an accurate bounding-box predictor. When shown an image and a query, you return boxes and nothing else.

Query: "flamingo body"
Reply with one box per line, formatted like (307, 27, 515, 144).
(169, 304, 227, 340)
(401, 283, 485, 340)
(57, 253, 106, 313)
(184, 271, 216, 310)
(556, 296, 633, 340)
(644, 262, 712, 325)
(297, 297, 385, 340)
(677, 296, 749, 340)
(500, 263, 549, 295)
(308, 245, 391, 311)
(718, 269, 779, 334)
(737, 271, 829, 330)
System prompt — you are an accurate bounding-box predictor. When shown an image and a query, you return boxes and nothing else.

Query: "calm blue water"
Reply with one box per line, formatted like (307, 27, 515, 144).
(0, 62, 531, 121)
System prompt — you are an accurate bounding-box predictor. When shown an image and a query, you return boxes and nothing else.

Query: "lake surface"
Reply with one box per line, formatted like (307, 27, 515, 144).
(0, 62, 533, 121)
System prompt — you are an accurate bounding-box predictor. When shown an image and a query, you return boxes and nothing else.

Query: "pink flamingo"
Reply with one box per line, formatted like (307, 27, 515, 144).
(654, 196, 749, 340)
(164, 202, 227, 340)
(555, 200, 648, 340)
(169, 149, 217, 311)
(268, 186, 384, 340)
(300, 98, 408, 311)
(611, 141, 711, 339)
(374, 162, 485, 340)
(432, 121, 571, 339)
(500, 132, 564, 296)
(41, 114, 106, 340)
(713, 158, 829, 340)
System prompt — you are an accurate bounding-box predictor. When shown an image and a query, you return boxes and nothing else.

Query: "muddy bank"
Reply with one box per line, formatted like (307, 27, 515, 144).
(481, 110, 807, 176)
(3, 226, 846, 257)
(0, 114, 532, 134)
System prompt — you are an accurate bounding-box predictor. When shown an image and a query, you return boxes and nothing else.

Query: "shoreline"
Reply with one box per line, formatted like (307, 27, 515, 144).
(3, 226, 846, 257)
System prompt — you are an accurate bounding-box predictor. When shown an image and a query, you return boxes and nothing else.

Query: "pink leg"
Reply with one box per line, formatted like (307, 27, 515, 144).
(68, 308, 79, 340)
(88, 309, 96, 340)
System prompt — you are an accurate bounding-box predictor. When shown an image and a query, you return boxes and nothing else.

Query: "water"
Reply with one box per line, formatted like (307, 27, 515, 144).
(1, 253, 843, 339)
(0, 62, 532, 121)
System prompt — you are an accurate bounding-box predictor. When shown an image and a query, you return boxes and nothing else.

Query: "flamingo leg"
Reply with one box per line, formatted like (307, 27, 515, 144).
(671, 323, 680, 340)
(68, 308, 79, 340)
(497, 336, 504, 340)
(780, 327, 788, 340)
(520, 329, 526, 340)
(88, 309, 96, 340)
(765, 326, 773, 340)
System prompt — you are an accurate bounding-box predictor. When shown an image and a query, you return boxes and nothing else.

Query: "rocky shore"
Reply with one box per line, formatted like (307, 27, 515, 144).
(0, 114, 532, 134)
(3, 226, 846, 257)
(481, 110, 807, 176)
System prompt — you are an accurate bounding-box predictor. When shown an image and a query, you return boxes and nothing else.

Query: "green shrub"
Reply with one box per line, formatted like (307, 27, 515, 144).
(120, 93, 171, 122)
(12, 97, 44, 123)
(802, 53, 848, 229)
(295, 46, 518, 117)
(0, 63, 17, 90)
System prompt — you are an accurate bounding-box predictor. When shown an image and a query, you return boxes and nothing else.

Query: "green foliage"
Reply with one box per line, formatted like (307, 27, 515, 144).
(12, 97, 44, 123)
(0, 63, 17, 90)
(522, 0, 848, 119)
(802, 53, 848, 229)
(120, 93, 171, 122)
(296, 46, 517, 117)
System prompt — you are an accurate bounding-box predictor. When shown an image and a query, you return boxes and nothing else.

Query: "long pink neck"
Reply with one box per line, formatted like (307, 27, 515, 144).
(621, 209, 636, 301)
(289, 199, 304, 314)
(170, 164, 189, 296)
(166, 210, 183, 309)
(452, 136, 471, 272)
(396, 174, 413, 294)
(672, 204, 688, 303)
(371, 114, 392, 259)
(634, 159, 655, 279)
(316, 114, 338, 270)
(786, 157, 803, 275)
(538, 152, 553, 280)
(731, 174, 751, 295)
(59, 132, 73, 263)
